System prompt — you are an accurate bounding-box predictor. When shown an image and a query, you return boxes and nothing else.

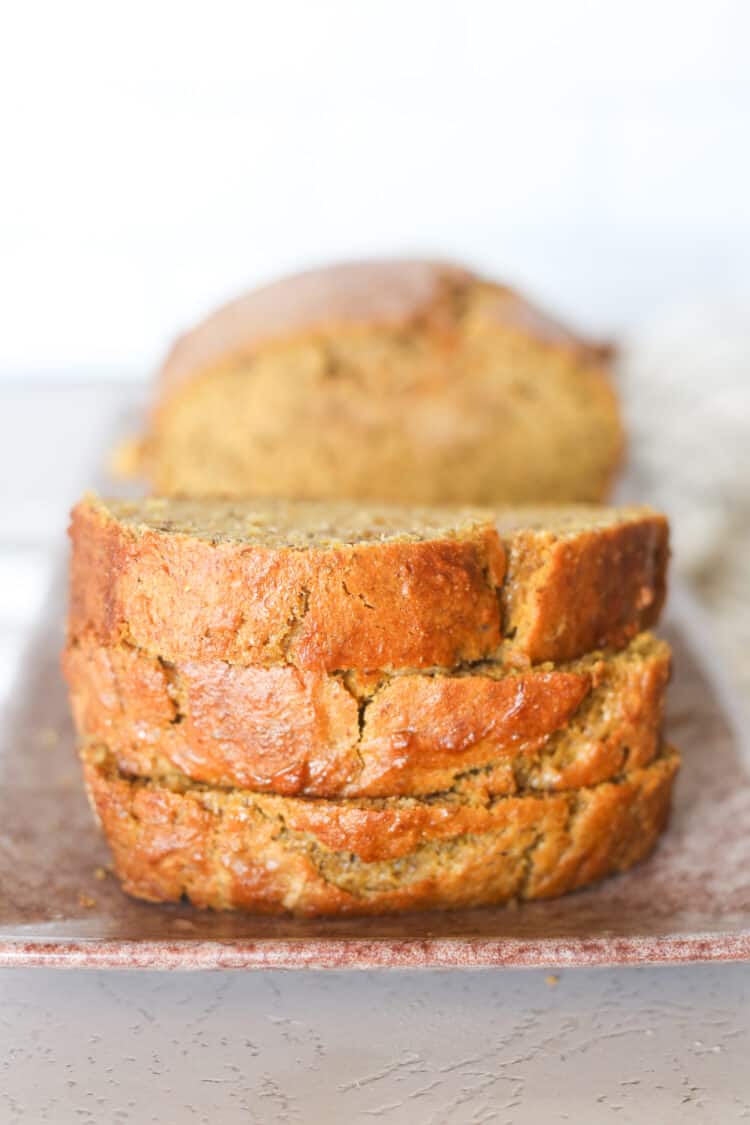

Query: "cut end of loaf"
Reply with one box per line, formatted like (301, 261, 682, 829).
(128, 261, 623, 506)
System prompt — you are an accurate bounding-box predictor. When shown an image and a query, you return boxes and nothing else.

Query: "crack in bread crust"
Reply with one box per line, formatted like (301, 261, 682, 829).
(64, 634, 671, 799)
(81, 746, 679, 916)
(279, 586, 311, 661)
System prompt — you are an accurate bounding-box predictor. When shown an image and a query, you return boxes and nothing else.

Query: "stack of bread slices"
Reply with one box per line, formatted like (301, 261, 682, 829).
(64, 495, 677, 916)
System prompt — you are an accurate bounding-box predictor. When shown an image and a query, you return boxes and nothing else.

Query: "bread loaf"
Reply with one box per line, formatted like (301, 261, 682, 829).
(68, 493, 676, 917)
(125, 260, 623, 506)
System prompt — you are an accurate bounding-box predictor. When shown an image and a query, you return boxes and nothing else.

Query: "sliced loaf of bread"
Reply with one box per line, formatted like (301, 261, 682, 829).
(122, 260, 623, 506)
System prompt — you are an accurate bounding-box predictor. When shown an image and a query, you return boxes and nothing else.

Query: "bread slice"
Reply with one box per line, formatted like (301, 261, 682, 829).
(81, 745, 679, 916)
(68, 496, 668, 671)
(123, 260, 623, 506)
(65, 633, 670, 798)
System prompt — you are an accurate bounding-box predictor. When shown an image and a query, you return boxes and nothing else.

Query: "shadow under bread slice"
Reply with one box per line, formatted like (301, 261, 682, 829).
(65, 634, 671, 799)
(68, 495, 668, 671)
(81, 745, 680, 917)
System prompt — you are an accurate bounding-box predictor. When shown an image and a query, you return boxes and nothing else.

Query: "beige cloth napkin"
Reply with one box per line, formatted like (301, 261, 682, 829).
(618, 300, 750, 697)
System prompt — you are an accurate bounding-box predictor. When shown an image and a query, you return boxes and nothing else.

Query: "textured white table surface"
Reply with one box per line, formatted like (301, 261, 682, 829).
(1, 383, 748, 1124)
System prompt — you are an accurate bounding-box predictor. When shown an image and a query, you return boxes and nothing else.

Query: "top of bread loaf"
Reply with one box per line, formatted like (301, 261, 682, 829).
(104, 495, 495, 548)
(68, 495, 668, 672)
(158, 259, 603, 397)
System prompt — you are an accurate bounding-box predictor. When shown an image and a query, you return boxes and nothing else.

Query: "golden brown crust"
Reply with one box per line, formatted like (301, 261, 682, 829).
(64, 635, 670, 798)
(499, 507, 669, 664)
(156, 261, 608, 401)
(81, 747, 679, 916)
(67, 497, 668, 672)
(158, 260, 475, 398)
(68, 497, 506, 672)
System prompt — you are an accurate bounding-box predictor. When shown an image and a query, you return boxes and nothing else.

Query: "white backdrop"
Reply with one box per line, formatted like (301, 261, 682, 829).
(1, 0, 750, 378)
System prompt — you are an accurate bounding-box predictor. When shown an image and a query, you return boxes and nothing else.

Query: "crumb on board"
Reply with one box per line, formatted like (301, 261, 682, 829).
(545, 974, 560, 986)
(172, 918, 196, 932)
(93, 867, 108, 881)
(78, 892, 97, 909)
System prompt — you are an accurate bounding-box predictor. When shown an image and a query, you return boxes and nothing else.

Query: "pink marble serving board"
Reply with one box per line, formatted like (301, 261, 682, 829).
(1, 583, 748, 970)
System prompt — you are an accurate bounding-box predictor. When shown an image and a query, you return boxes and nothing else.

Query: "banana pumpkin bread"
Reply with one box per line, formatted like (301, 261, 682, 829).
(121, 260, 623, 506)
(81, 745, 679, 916)
(68, 496, 668, 671)
(65, 633, 670, 798)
